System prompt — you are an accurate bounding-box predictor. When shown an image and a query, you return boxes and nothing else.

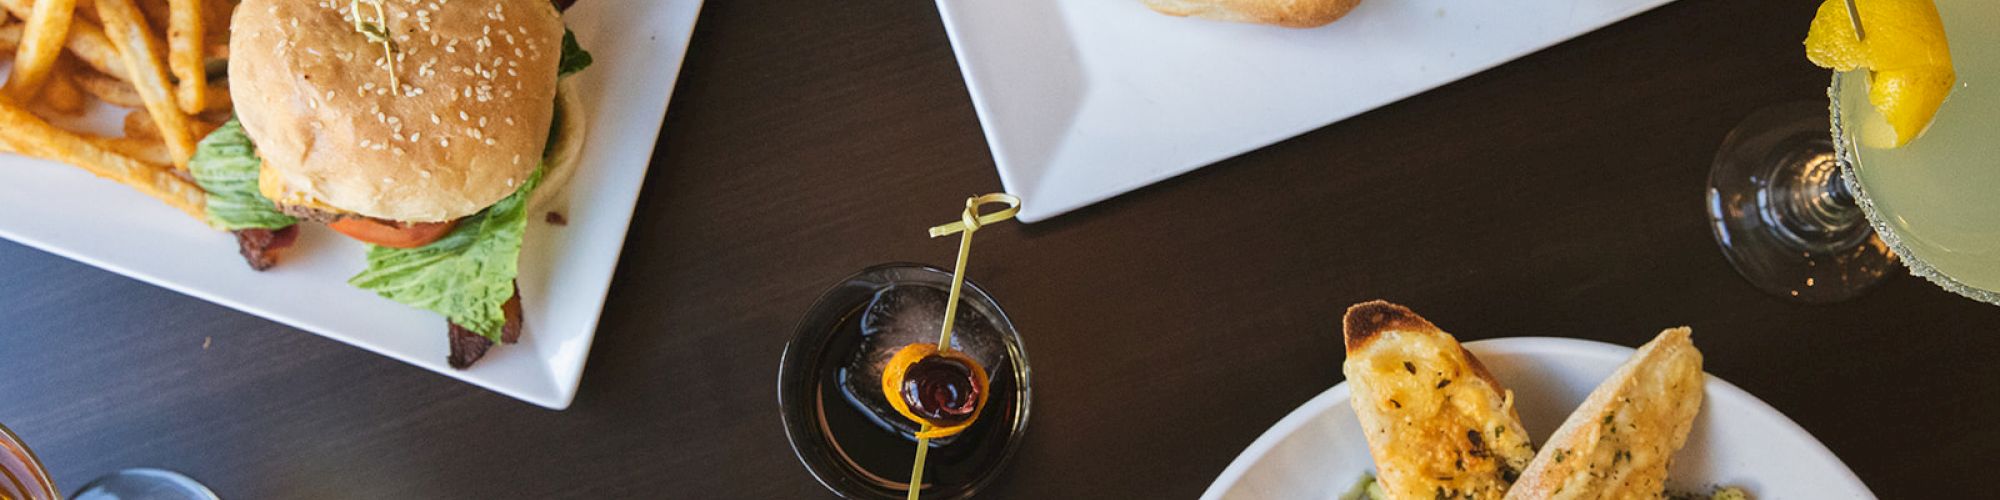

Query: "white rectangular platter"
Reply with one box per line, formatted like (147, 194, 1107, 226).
(0, 0, 705, 409)
(936, 0, 1679, 222)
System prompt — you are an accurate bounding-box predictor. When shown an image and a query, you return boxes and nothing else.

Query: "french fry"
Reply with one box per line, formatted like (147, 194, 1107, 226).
(202, 76, 224, 110)
(122, 107, 156, 138)
(0, 94, 203, 219)
(0, 0, 23, 18)
(38, 68, 87, 115)
(0, 22, 22, 53)
(194, 107, 228, 124)
(1, 0, 129, 81)
(166, 0, 199, 110)
(75, 66, 226, 111)
(134, 0, 163, 32)
(199, 0, 224, 37)
(61, 19, 125, 80)
(82, 133, 171, 166)
(73, 66, 141, 105)
(5, 0, 79, 98)
(187, 114, 216, 138)
(94, 0, 193, 169)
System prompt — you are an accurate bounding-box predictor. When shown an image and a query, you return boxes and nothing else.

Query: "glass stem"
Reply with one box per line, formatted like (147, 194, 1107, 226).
(1824, 169, 1858, 208)
(1769, 150, 1868, 251)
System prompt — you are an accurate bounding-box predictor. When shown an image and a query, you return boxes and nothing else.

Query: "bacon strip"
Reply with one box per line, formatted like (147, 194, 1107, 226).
(446, 282, 525, 368)
(232, 225, 299, 271)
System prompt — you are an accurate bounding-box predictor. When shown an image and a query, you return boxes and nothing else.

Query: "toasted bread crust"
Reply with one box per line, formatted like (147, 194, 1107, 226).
(1342, 300, 1434, 352)
(1345, 300, 1505, 391)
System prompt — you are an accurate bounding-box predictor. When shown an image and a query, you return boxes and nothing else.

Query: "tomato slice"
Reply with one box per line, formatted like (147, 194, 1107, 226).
(328, 217, 459, 248)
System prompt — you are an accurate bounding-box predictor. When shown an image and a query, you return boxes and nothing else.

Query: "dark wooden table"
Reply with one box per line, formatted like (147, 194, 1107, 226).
(3, 0, 1994, 497)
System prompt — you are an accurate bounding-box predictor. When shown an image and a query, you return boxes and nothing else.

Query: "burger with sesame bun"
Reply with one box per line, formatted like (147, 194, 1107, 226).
(186, 0, 593, 367)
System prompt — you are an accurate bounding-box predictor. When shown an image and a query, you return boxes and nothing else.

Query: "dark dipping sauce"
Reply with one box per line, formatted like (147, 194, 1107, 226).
(901, 355, 982, 426)
(779, 265, 1028, 500)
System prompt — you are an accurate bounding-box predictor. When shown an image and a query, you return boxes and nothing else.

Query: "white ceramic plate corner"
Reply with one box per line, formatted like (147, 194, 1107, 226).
(1201, 337, 1873, 500)
(936, 0, 1681, 222)
(0, 1, 705, 409)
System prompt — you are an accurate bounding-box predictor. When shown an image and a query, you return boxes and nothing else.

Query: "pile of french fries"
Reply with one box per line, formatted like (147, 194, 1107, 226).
(0, 0, 238, 220)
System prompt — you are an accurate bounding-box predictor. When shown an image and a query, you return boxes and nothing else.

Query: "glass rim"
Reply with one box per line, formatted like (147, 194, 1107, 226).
(1829, 72, 2000, 305)
(0, 421, 60, 499)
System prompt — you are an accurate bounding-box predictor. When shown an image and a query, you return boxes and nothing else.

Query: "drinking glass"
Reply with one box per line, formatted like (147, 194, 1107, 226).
(0, 422, 218, 500)
(1707, 0, 1997, 305)
(778, 264, 1031, 499)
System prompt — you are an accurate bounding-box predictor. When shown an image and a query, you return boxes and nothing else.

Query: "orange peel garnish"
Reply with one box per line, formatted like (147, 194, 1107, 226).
(881, 343, 990, 439)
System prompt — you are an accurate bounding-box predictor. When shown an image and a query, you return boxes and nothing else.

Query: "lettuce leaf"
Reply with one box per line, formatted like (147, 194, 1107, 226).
(189, 119, 296, 230)
(559, 28, 592, 77)
(348, 168, 543, 343)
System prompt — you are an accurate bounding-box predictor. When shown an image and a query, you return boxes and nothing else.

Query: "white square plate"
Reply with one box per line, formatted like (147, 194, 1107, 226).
(0, 0, 705, 409)
(1202, 338, 1873, 499)
(937, 0, 1678, 222)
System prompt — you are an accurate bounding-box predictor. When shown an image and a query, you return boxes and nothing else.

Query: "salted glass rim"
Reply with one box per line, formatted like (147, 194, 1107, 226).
(1829, 71, 2000, 305)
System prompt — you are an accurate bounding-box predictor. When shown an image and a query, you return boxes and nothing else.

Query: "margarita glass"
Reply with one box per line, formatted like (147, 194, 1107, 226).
(1710, 0, 1993, 304)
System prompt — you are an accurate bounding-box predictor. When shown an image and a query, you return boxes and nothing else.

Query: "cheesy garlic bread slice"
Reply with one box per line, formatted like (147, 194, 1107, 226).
(1504, 328, 1704, 500)
(1343, 301, 1535, 500)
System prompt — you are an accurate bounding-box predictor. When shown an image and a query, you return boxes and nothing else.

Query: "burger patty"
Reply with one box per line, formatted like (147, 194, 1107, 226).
(277, 203, 353, 224)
